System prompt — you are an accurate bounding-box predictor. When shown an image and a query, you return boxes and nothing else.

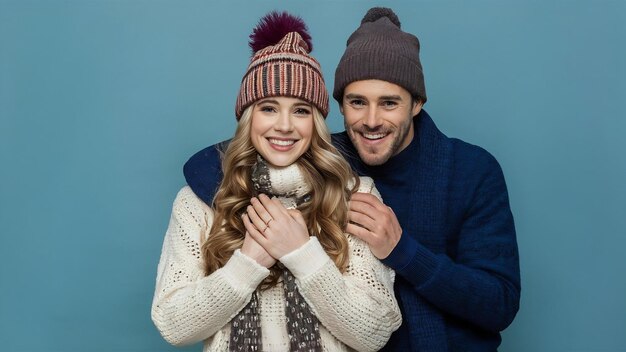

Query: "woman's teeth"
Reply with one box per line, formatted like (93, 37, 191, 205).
(269, 138, 295, 146)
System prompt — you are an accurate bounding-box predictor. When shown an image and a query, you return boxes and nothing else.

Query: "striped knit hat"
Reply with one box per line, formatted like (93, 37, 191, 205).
(235, 12, 329, 119)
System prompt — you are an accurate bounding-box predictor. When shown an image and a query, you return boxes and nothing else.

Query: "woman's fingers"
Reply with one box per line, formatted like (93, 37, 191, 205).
(249, 194, 290, 233)
(246, 203, 269, 235)
(257, 194, 288, 218)
(250, 194, 273, 224)
(243, 213, 268, 244)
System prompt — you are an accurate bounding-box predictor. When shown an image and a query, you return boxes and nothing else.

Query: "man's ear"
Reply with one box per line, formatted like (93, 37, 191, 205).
(339, 103, 345, 115)
(411, 100, 423, 117)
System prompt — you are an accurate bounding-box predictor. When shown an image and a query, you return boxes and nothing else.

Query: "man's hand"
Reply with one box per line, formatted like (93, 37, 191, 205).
(347, 192, 402, 259)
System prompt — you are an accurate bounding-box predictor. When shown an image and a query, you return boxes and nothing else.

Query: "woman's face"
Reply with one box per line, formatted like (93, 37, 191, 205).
(250, 97, 314, 167)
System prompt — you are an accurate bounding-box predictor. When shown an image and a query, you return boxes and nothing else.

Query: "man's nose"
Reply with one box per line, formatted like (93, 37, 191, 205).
(363, 106, 382, 129)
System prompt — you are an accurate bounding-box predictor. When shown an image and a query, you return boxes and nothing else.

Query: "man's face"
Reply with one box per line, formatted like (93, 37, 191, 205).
(341, 80, 422, 166)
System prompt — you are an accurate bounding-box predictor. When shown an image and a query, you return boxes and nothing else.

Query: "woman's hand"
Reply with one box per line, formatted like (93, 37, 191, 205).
(240, 229, 276, 268)
(244, 194, 310, 259)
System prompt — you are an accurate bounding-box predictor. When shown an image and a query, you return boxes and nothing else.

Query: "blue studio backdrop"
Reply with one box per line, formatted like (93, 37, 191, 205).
(1, 1, 624, 351)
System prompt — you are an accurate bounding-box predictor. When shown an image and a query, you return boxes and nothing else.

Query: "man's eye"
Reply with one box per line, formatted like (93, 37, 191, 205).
(349, 100, 365, 106)
(382, 101, 398, 108)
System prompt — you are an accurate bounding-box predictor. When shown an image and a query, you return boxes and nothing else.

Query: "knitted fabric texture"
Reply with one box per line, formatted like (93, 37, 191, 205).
(251, 156, 311, 207)
(152, 179, 402, 351)
(235, 31, 329, 119)
(230, 157, 321, 352)
(333, 7, 427, 103)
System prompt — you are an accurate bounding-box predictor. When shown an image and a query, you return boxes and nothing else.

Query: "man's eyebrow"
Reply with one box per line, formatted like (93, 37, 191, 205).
(344, 93, 404, 101)
(379, 95, 403, 101)
(344, 93, 366, 100)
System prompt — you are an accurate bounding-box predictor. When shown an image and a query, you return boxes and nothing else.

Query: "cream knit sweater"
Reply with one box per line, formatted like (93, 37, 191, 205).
(151, 177, 401, 351)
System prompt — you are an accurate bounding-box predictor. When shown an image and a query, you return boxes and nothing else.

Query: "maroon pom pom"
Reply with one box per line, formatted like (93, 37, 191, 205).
(249, 11, 312, 53)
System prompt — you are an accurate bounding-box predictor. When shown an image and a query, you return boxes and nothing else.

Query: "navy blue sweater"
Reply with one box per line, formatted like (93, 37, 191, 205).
(183, 110, 521, 351)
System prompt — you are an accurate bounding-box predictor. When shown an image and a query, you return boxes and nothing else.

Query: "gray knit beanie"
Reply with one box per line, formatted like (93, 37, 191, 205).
(333, 7, 427, 104)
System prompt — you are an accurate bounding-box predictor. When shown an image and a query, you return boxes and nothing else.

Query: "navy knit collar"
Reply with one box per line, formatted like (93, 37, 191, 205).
(333, 109, 454, 243)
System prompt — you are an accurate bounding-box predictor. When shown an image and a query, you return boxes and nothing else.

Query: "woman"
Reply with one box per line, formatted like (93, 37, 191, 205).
(152, 12, 401, 352)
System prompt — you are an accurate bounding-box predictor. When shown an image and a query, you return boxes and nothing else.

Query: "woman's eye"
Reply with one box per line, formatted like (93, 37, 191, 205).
(294, 108, 311, 115)
(259, 106, 276, 113)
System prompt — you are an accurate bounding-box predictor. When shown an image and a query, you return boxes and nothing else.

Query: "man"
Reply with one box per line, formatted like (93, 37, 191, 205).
(184, 7, 520, 351)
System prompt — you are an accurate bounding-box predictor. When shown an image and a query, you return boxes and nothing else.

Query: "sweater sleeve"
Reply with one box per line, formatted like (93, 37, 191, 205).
(382, 154, 520, 332)
(183, 142, 226, 206)
(280, 178, 401, 352)
(151, 186, 269, 346)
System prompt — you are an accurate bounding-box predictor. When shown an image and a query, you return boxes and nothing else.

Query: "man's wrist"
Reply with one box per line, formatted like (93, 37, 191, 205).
(381, 232, 419, 271)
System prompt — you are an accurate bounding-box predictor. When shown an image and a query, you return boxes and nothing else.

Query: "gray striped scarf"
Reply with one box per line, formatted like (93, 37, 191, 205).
(229, 156, 322, 352)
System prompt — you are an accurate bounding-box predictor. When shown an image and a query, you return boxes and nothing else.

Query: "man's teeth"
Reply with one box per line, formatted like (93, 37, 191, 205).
(269, 138, 295, 146)
(362, 132, 387, 140)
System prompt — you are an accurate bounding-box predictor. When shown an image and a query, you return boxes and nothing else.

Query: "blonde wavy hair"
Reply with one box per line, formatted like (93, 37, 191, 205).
(201, 103, 359, 288)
